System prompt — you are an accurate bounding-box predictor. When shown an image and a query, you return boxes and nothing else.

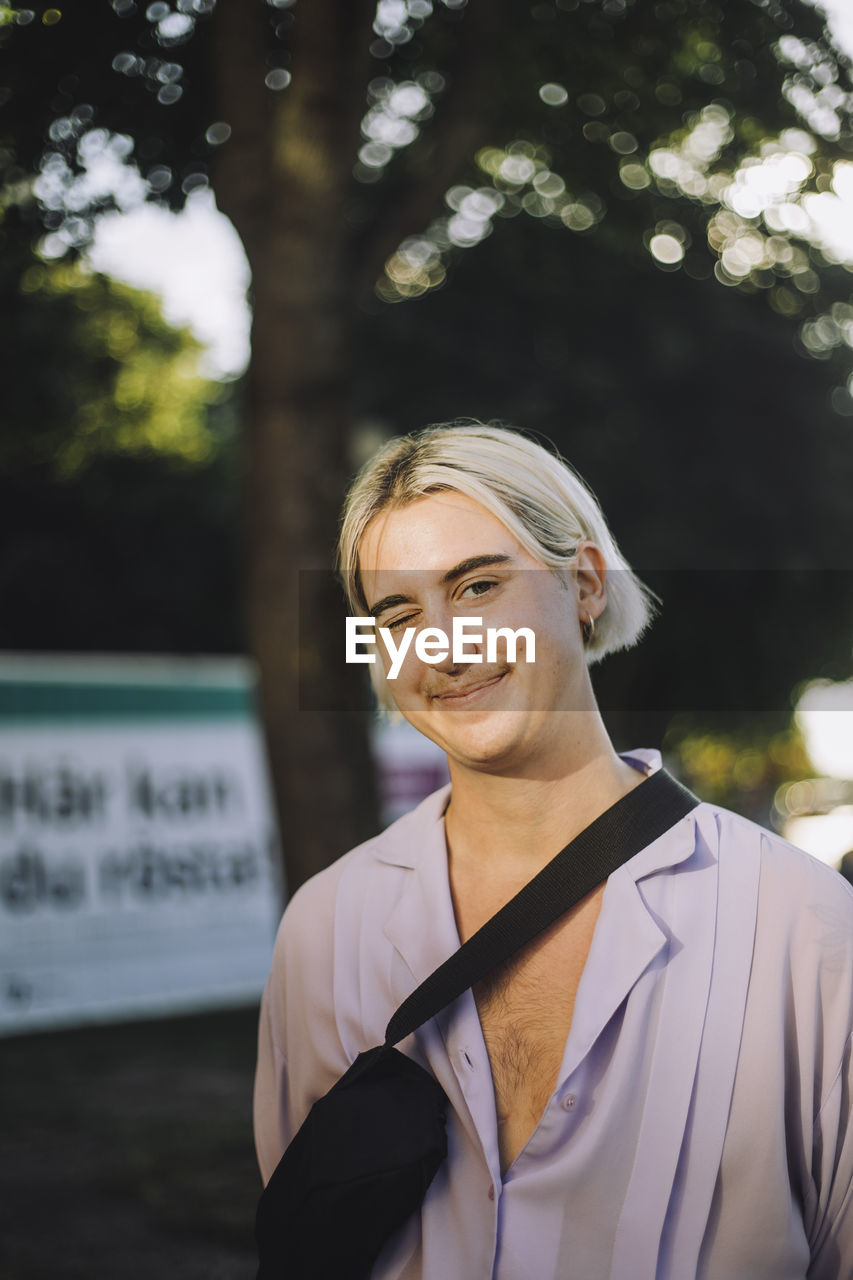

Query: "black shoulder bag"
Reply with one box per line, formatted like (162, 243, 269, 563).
(255, 769, 699, 1280)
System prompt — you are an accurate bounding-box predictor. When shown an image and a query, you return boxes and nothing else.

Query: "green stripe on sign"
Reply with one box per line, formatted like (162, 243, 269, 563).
(0, 681, 255, 722)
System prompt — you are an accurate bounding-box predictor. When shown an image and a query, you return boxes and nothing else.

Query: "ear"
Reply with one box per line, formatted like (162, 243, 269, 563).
(573, 542, 607, 621)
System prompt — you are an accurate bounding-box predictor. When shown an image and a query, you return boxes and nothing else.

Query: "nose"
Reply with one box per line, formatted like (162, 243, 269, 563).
(428, 643, 462, 677)
(421, 606, 484, 676)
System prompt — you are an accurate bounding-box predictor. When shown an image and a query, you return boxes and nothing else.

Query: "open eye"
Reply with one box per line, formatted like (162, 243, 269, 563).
(459, 579, 495, 600)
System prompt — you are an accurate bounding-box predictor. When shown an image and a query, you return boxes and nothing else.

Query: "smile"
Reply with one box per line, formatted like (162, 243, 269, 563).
(430, 672, 507, 706)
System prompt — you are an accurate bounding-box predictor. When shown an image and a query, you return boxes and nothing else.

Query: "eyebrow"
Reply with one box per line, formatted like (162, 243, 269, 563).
(367, 554, 514, 618)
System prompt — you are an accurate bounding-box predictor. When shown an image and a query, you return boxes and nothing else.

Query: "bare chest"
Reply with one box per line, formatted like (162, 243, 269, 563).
(456, 883, 604, 1172)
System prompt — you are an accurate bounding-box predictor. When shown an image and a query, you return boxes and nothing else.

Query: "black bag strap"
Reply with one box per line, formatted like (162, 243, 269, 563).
(385, 767, 699, 1046)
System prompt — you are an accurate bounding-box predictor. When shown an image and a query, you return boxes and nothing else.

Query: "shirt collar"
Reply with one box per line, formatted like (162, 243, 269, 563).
(379, 749, 701, 991)
(373, 783, 451, 870)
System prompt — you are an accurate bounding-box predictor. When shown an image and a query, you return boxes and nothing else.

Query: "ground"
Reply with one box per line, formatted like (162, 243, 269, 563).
(0, 1006, 261, 1279)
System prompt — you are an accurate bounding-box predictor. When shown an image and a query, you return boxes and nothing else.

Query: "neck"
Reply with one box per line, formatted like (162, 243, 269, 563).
(443, 715, 646, 877)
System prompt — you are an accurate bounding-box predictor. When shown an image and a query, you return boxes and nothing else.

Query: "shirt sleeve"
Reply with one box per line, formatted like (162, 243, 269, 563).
(251, 861, 349, 1186)
(253, 976, 291, 1186)
(807, 1030, 853, 1279)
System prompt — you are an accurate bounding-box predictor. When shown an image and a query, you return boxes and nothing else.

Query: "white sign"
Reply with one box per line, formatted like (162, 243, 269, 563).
(0, 661, 282, 1036)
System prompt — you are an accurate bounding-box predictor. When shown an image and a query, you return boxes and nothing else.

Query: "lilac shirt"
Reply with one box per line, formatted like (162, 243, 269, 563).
(254, 751, 853, 1279)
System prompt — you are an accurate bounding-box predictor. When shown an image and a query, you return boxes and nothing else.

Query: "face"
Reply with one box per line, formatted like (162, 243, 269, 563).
(357, 491, 606, 776)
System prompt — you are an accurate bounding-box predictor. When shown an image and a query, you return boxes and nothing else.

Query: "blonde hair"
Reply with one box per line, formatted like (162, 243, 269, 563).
(338, 420, 657, 707)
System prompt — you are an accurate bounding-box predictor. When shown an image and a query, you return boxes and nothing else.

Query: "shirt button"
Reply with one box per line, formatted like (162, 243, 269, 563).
(561, 1094, 577, 1111)
(488, 1184, 495, 1200)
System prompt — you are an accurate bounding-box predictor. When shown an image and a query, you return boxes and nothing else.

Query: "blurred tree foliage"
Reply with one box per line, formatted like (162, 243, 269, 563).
(660, 715, 812, 816)
(0, 215, 224, 475)
(1, 0, 852, 884)
(0, 207, 242, 652)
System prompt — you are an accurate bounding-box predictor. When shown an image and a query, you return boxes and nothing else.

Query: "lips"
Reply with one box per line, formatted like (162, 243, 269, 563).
(429, 671, 507, 704)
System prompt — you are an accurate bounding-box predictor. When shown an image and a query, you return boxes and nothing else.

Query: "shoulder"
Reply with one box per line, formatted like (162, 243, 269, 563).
(271, 783, 450, 968)
(262, 784, 450, 1072)
(698, 800, 853, 981)
(700, 800, 853, 908)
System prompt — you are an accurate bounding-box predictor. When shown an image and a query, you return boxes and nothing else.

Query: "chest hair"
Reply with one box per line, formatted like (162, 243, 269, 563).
(476, 959, 575, 1123)
(472, 902, 601, 1166)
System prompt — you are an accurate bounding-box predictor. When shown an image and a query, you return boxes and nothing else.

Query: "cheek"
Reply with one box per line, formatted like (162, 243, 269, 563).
(485, 630, 534, 667)
(378, 643, 424, 704)
(512, 583, 576, 649)
(527, 614, 583, 681)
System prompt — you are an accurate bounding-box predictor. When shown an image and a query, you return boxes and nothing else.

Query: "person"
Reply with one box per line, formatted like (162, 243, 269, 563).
(253, 421, 853, 1279)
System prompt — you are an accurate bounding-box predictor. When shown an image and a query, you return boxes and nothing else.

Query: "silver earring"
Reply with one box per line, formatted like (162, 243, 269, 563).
(581, 613, 595, 644)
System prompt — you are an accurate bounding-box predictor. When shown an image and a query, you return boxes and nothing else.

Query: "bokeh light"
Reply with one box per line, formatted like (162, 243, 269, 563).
(24, 0, 852, 398)
(355, 75, 439, 183)
(264, 69, 291, 91)
(796, 680, 853, 779)
(649, 233, 684, 265)
(377, 129, 610, 299)
(538, 82, 568, 107)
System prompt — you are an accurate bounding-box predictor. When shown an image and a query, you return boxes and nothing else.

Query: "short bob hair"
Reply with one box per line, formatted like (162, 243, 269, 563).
(338, 420, 656, 708)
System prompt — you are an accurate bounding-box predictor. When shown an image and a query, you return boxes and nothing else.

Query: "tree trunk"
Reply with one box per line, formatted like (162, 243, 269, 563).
(213, 0, 379, 895)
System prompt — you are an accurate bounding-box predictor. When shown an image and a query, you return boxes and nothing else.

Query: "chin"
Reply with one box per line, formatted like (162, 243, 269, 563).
(431, 712, 530, 772)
